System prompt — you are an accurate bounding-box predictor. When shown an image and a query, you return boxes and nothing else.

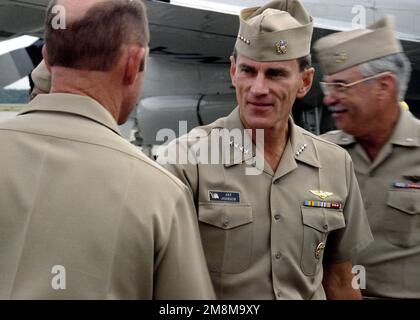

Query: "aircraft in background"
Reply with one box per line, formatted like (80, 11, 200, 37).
(0, 0, 419, 155)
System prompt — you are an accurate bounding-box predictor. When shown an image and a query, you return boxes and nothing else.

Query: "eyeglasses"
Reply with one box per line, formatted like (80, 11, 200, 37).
(319, 71, 391, 96)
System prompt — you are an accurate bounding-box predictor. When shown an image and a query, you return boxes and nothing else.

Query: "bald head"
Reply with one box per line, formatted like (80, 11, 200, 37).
(44, 0, 149, 71)
(54, 0, 121, 23)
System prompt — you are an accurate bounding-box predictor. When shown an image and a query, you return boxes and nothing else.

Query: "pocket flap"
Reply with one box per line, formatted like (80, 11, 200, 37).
(387, 190, 420, 215)
(301, 206, 345, 232)
(198, 202, 253, 230)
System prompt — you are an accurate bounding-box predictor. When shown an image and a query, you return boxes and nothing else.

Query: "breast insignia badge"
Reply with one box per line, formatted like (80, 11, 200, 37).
(315, 242, 326, 259)
(309, 190, 333, 200)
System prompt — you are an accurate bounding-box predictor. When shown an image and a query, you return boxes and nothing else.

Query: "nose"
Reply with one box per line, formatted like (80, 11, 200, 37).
(250, 72, 269, 96)
(323, 93, 338, 106)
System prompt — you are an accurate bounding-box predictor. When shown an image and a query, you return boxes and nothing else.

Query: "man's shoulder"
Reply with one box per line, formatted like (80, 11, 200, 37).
(320, 129, 355, 146)
(404, 110, 420, 133)
(112, 141, 186, 193)
(0, 113, 188, 196)
(130, 147, 189, 192)
(183, 116, 227, 141)
(294, 126, 355, 173)
(320, 129, 345, 140)
(298, 126, 350, 153)
(162, 116, 228, 152)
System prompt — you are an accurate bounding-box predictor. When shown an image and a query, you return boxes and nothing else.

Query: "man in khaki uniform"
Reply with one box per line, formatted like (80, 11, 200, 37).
(158, 0, 372, 300)
(0, 0, 214, 299)
(315, 16, 420, 299)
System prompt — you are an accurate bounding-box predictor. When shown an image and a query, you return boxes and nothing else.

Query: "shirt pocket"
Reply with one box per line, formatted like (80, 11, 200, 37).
(198, 202, 253, 274)
(300, 206, 346, 276)
(385, 190, 420, 248)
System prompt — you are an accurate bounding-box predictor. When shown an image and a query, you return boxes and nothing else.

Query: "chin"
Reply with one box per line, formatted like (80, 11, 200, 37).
(244, 119, 274, 130)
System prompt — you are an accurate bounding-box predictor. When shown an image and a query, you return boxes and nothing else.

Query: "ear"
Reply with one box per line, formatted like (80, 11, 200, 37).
(41, 45, 51, 72)
(297, 67, 315, 99)
(229, 55, 237, 87)
(123, 46, 145, 86)
(377, 73, 396, 95)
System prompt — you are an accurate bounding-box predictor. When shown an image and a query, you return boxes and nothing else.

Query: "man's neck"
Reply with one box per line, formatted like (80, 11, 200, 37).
(252, 122, 289, 173)
(50, 67, 121, 122)
(357, 105, 400, 162)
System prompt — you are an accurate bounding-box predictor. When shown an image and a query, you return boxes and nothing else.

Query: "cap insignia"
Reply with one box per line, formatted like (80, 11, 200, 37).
(334, 52, 347, 63)
(275, 40, 288, 55)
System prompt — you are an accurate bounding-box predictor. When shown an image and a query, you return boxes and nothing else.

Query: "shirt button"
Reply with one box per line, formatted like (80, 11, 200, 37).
(277, 291, 281, 298)
(275, 252, 281, 259)
(223, 219, 229, 227)
(323, 224, 328, 230)
(274, 214, 281, 221)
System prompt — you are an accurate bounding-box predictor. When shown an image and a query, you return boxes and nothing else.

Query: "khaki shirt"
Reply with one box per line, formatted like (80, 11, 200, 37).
(0, 93, 215, 300)
(322, 109, 420, 299)
(158, 107, 372, 299)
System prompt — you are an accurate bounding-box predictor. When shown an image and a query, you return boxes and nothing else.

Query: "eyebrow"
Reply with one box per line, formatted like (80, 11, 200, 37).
(332, 79, 349, 83)
(238, 63, 256, 70)
(327, 79, 349, 84)
(266, 67, 289, 76)
(238, 63, 289, 75)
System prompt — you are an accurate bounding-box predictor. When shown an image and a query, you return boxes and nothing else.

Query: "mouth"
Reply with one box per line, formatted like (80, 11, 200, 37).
(328, 106, 348, 116)
(247, 101, 273, 108)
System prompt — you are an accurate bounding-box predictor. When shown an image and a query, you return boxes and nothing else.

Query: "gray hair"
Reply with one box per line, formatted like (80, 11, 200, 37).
(358, 53, 412, 101)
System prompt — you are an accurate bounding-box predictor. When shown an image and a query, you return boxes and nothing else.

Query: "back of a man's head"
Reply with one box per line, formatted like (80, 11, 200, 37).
(44, 0, 149, 71)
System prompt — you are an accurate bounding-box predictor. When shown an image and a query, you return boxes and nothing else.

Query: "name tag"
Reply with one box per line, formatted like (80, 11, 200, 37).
(209, 191, 240, 203)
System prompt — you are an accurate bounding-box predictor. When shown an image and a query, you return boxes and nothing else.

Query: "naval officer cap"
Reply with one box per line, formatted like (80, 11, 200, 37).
(235, 0, 314, 61)
(314, 15, 403, 75)
(31, 60, 51, 93)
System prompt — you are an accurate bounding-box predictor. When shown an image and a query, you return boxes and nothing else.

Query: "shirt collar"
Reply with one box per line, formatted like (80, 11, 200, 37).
(223, 107, 321, 169)
(289, 118, 321, 168)
(389, 109, 420, 147)
(19, 93, 121, 136)
(331, 109, 420, 148)
(223, 107, 254, 167)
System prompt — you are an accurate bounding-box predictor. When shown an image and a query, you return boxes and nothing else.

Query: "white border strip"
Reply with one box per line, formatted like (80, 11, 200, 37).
(170, 0, 243, 15)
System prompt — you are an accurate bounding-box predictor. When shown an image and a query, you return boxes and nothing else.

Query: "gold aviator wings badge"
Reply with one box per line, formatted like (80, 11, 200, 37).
(310, 190, 333, 200)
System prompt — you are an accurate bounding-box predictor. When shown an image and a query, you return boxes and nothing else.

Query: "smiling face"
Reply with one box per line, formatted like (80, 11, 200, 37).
(230, 53, 314, 132)
(322, 66, 383, 137)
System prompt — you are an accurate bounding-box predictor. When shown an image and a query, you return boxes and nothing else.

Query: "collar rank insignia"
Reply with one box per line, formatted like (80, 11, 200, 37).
(310, 190, 333, 200)
(229, 140, 250, 155)
(393, 181, 420, 190)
